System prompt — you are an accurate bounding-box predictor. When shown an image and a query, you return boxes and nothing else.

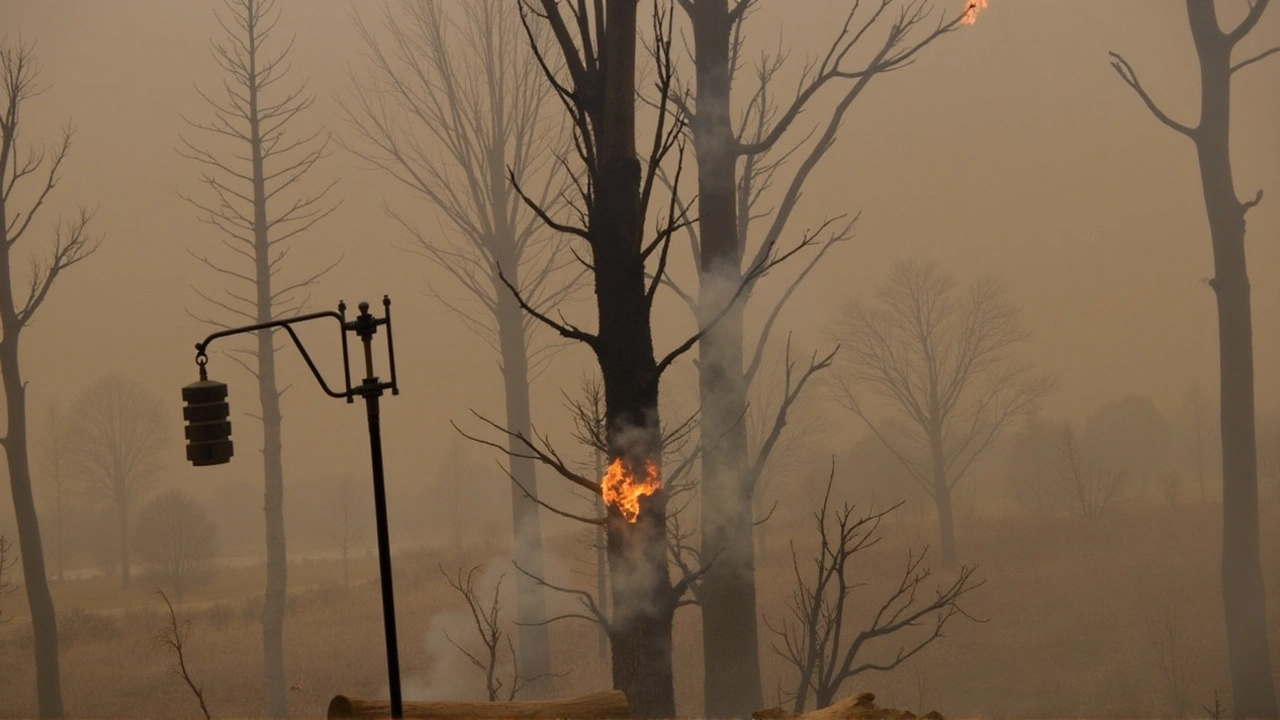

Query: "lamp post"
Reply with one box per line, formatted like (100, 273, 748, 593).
(183, 296, 404, 719)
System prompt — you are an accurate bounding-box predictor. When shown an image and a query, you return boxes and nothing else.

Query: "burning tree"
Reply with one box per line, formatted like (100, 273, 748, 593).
(1109, 2, 1279, 714)
(456, 2, 806, 715)
(671, 1, 973, 711)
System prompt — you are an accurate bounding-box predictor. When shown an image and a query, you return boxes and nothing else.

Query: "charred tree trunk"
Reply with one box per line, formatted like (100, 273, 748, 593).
(593, 2, 675, 716)
(0, 345, 64, 718)
(688, 2, 765, 716)
(1185, 4, 1277, 716)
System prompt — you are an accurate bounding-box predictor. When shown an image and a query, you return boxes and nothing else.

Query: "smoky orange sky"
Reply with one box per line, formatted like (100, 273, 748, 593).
(2, 0, 1277, 536)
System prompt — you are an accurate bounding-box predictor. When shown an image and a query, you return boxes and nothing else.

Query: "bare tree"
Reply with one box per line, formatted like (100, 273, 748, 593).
(440, 565, 552, 702)
(0, 532, 17, 625)
(765, 466, 982, 713)
(323, 476, 365, 590)
(153, 590, 213, 720)
(1177, 380, 1217, 504)
(0, 37, 100, 718)
(462, 2, 793, 713)
(65, 375, 167, 589)
(180, 0, 339, 713)
(1056, 425, 1124, 521)
(1110, 3, 1280, 715)
(829, 260, 1053, 567)
(37, 403, 73, 585)
(341, 1, 571, 688)
(134, 490, 220, 604)
(670, 1, 973, 710)
(565, 374, 610, 661)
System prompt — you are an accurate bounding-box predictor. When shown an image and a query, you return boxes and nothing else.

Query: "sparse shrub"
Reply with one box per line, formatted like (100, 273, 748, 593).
(58, 607, 120, 647)
(201, 600, 236, 630)
(1156, 469, 1182, 509)
(1058, 425, 1125, 520)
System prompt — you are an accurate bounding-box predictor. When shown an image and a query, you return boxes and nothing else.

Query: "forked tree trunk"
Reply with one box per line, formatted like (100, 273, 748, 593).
(0, 344, 64, 718)
(688, 2, 766, 716)
(593, 2, 676, 716)
(1186, 4, 1278, 716)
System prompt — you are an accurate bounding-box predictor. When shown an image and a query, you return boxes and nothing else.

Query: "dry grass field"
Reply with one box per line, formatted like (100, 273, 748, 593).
(2, 498, 1277, 719)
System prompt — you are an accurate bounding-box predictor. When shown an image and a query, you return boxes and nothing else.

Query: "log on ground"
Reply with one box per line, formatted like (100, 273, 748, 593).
(327, 690, 630, 719)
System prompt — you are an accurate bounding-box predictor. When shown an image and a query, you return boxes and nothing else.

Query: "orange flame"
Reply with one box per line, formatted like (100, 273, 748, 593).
(601, 457, 661, 523)
(960, 0, 987, 25)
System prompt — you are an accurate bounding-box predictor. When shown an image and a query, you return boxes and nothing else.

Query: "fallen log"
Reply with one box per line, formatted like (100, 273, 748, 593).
(326, 690, 630, 719)
(753, 692, 944, 720)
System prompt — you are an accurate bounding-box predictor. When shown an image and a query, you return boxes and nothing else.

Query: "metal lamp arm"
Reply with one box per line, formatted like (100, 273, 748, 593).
(194, 309, 354, 400)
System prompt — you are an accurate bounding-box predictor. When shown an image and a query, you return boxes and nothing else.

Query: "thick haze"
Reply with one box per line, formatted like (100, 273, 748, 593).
(1, 0, 1277, 542)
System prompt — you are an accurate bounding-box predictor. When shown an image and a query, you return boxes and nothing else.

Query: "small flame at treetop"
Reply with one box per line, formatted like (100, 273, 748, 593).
(960, 0, 987, 25)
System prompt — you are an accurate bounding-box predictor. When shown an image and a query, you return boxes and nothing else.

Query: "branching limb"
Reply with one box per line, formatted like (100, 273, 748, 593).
(152, 590, 212, 720)
(1107, 51, 1197, 139)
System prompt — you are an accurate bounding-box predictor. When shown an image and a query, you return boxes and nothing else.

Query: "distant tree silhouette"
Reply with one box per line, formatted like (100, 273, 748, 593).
(37, 403, 74, 585)
(1110, 3, 1280, 713)
(341, 1, 572, 689)
(1176, 380, 1217, 504)
(829, 260, 1054, 567)
(66, 375, 167, 590)
(134, 490, 220, 604)
(322, 476, 365, 591)
(1, 37, 102, 718)
(180, 0, 339, 714)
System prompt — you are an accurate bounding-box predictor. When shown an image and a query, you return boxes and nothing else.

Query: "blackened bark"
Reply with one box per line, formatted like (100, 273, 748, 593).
(593, 2, 676, 716)
(1185, 4, 1278, 716)
(688, 1, 765, 716)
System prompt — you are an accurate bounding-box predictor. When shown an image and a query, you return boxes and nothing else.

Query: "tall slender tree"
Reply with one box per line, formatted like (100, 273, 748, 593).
(0, 38, 100, 719)
(1110, 2, 1280, 715)
(180, 0, 339, 714)
(673, 2, 967, 712)
(341, 1, 572, 689)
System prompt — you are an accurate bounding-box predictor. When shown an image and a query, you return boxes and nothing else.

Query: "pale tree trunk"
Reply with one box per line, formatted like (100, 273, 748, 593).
(247, 14, 289, 714)
(689, 3, 764, 715)
(496, 280, 553, 695)
(1186, 5, 1277, 715)
(0, 348, 64, 718)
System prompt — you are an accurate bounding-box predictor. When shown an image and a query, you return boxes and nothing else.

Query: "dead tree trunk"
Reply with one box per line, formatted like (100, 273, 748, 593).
(1110, 3, 1278, 714)
(687, 2, 763, 715)
(0, 38, 100, 718)
(181, 0, 339, 714)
